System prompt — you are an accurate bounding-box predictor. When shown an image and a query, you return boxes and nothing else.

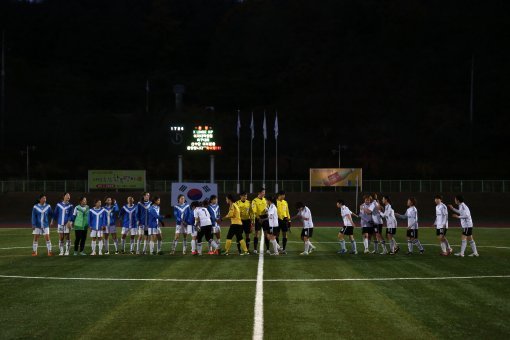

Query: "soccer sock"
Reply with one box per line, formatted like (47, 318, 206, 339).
(351, 239, 357, 252)
(254, 237, 259, 251)
(390, 239, 395, 252)
(66, 240, 71, 253)
(172, 239, 178, 252)
(237, 241, 242, 253)
(440, 241, 447, 253)
(136, 239, 141, 252)
(211, 240, 219, 250)
(98, 240, 103, 253)
(197, 242, 202, 254)
(121, 239, 126, 251)
(413, 239, 424, 251)
(308, 240, 314, 249)
(32, 241, 38, 252)
(272, 239, 279, 253)
(381, 240, 387, 252)
(340, 240, 346, 251)
(246, 237, 250, 250)
(114, 239, 118, 251)
(142, 239, 147, 252)
(183, 239, 187, 252)
(208, 239, 212, 251)
(157, 240, 162, 252)
(265, 236, 270, 250)
(191, 239, 196, 252)
(105, 239, 109, 252)
(225, 239, 232, 252)
(374, 240, 379, 252)
(46, 240, 52, 253)
(363, 238, 369, 250)
(216, 239, 221, 248)
(445, 239, 451, 250)
(469, 240, 478, 254)
(130, 240, 134, 252)
(59, 240, 64, 253)
(240, 239, 248, 252)
(304, 241, 309, 253)
(282, 237, 287, 250)
(149, 240, 154, 253)
(407, 240, 413, 252)
(91, 240, 96, 253)
(460, 240, 467, 255)
(276, 237, 280, 245)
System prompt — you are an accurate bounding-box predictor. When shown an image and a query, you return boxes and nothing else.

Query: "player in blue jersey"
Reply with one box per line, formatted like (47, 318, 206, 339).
(103, 196, 120, 254)
(148, 196, 165, 255)
(119, 196, 138, 254)
(171, 194, 189, 255)
(208, 195, 222, 254)
(51, 192, 73, 256)
(88, 199, 107, 256)
(136, 192, 151, 255)
(31, 194, 54, 256)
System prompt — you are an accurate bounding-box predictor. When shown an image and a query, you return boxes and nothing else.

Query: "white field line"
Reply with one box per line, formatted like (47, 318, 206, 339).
(252, 235, 265, 340)
(0, 274, 509, 283)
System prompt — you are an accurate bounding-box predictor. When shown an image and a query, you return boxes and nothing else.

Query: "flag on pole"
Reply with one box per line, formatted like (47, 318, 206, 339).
(274, 112, 279, 140)
(263, 112, 267, 140)
(250, 112, 255, 140)
(237, 110, 241, 138)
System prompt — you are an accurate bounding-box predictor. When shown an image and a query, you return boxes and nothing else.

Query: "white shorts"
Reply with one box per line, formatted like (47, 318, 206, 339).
(138, 226, 147, 236)
(175, 224, 187, 234)
(57, 224, 70, 234)
(90, 230, 103, 238)
(122, 227, 137, 236)
(212, 225, 221, 233)
(186, 225, 197, 237)
(147, 228, 160, 236)
(104, 226, 117, 234)
(32, 227, 50, 235)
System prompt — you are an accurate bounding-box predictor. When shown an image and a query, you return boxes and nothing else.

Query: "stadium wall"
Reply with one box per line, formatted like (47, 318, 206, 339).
(0, 192, 507, 227)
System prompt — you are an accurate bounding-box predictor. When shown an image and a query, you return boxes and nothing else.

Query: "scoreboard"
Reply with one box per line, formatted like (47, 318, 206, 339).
(170, 124, 222, 152)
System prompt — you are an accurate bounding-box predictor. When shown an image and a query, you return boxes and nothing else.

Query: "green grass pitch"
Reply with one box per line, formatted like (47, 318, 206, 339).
(0, 226, 509, 339)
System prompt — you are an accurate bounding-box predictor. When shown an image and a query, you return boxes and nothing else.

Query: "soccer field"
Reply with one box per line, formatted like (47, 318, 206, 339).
(0, 226, 509, 339)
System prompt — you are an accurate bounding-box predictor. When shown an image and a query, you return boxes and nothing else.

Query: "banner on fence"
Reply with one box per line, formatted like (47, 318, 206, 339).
(88, 170, 146, 190)
(171, 182, 218, 205)
(309, 168, 362, 187)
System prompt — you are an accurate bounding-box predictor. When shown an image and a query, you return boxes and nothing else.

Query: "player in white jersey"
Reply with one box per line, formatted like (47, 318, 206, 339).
(292, 202, 316, 255)
(434, 195, 452, 256)
(359, 195, 374, 254)
(448, 195, 479, 257)
(379, 196, 400, 255)
(395, 197, 424, 255)
(193, 201, 219, 255)
(171, 194, 189, 255)
(120, 196, 138, 254)
(368, 193, 387, 254)
(51, 192, 73, 256)
(336, 200, 358, 254)
(266, 196, 281, 255)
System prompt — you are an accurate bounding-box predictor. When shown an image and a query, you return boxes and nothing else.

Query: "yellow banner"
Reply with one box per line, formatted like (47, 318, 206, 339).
(309, 168, 362, 187)
(88, 170, 146, 190)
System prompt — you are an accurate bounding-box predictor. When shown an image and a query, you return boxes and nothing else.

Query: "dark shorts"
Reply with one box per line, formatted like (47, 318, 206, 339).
(386, 228, 396, 235)
(144, 230, 148, 236)
(436, 228, 447, 236)
(301, 228, 313, 238)
(197, 225, 213, 242)
(242, 220, 251, 234)
(462, 228, 473, 236)
(226, 224, 244, 241)
(268, 226, 280, 235)
(255, 217, 269, 231)
(340, 226, 354, 235)
(362, 226, 373, 234)
(278, 219, 290, 232)
(373, 224, 383, 234)
(407, 229, 418, 238)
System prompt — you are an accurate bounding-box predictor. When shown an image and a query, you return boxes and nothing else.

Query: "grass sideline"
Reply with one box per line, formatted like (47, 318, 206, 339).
(0, 226, 509, 339)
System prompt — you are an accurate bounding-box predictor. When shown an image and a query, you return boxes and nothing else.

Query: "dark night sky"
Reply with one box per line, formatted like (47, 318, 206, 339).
(0, 0, 509, 180)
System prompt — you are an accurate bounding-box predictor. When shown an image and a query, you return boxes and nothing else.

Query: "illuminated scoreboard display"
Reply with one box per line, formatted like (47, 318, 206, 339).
(186, 125, 222, 151)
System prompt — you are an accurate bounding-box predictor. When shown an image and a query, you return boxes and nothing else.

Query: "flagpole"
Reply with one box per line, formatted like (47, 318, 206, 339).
(237, 109, 241, 194)
(275, 112, 278, 193)
(250, 112, 254, 194)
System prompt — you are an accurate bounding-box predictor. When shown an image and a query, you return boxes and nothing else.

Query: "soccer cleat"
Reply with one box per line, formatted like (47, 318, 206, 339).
(47, 252, 54, 257)
(266, 250, 271, 255)
(468, 253, 479, 257)
(158, 251, 163, 255)
(170, 250, 175, 255)
(395, 245, 400, 254)
(419, 249, 425, 254)
(99, 252, 103, 256)
(91, 252, 97, 256)
(191, 251, 198, 255)
(349, 250, 358, 255)
(59, 251, 64, 256)
(253, 250, 258, 254)
(440, 252, 449, 256)
(80, 252, 87, 256)
(370, 250, 376, 254)
(208, 251, 215, 255)
(337, 249, 347, 254)
(309, 246, 316, 254)
(300, 251, 309, 256)
(448, 248, 453, 255)
(280, 249, 287, 255)
(454, 253, 464, 257)
(105, 251, 110, 255)
(135, 251, 140, 255)
(31, 251, 38, 257)
(389, 252, 395, 255)
(406, 251, 412, 255)
(115, 251, 119, 255)
(64, 251, 69, 256)
(270, 252, 279, 256)
(182, 250, 187, 255)
(73, 251, 78, 256)
(364, 249, 370, 254)
(214, 249, 220, 255)
(130, 251, 135, 255)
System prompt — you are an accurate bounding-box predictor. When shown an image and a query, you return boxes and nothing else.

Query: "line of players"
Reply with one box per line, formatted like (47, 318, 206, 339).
(30, 188, 315, 256)
(336, 193, 479, 257)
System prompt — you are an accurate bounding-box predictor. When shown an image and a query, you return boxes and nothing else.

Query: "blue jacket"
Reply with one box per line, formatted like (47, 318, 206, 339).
(208, 204, 220, 226)
(53, 201, 73, 226)
(104, 202, 119, 226)
(120, 204, 138, 228)
(148, 205, 164, 229)
(174, 203, 189, 225)
(32, 203, 52, 228)
(137, 201, 151, 226)
(89, 207, 107, 230)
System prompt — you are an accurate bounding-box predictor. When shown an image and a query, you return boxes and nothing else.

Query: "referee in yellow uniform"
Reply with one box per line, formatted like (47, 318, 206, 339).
(223, 194, 249, 256)
(251, 188, 268, 254)
(276, 191, 291, 254)
(236, 191, 252, 253)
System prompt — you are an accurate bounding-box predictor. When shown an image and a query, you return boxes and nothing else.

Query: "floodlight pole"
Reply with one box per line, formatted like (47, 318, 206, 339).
(178, 155, 183, 182)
